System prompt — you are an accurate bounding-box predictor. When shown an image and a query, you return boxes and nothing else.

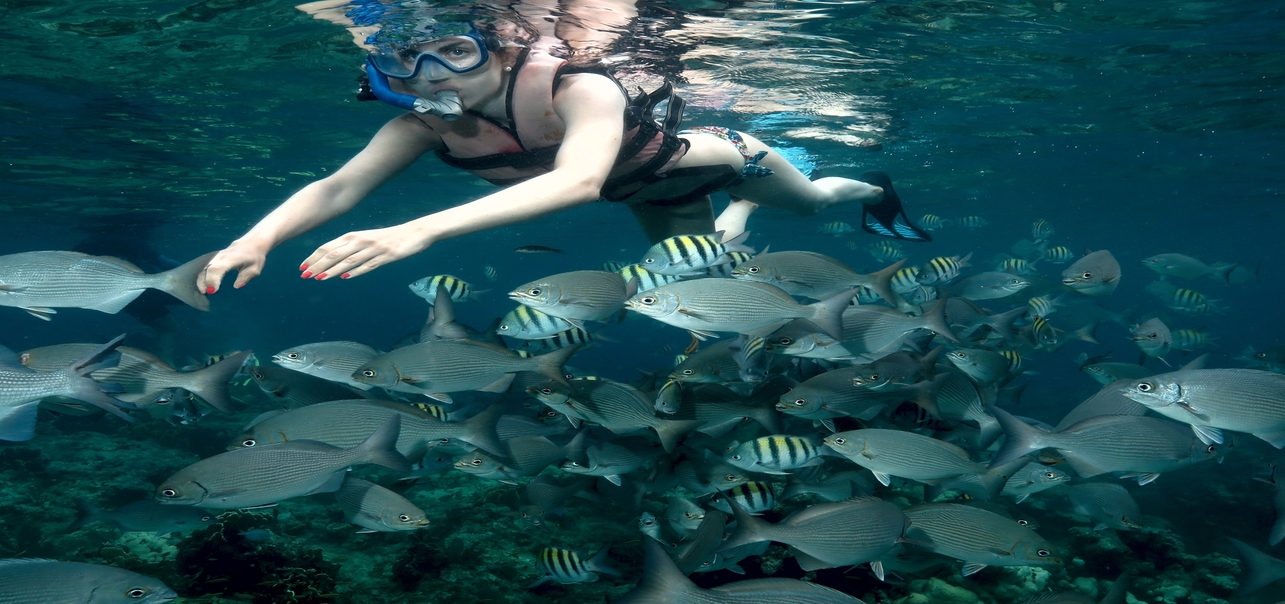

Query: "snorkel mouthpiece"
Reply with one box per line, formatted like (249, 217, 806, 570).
(363, 63, 464, 121)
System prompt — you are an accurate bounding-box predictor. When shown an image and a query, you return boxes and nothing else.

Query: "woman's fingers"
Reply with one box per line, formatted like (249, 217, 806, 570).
(199, 250, 264, 294)
(302, 227, 427, 280)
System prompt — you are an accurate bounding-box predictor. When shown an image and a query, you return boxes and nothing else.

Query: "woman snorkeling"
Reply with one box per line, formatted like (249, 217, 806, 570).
(198, 7, 926, 294)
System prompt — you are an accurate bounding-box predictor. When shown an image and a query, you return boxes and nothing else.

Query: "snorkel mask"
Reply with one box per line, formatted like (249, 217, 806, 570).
(363, 19, 499, 120)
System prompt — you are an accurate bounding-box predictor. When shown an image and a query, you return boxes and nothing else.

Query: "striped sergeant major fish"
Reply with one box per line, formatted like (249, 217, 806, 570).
(408, 274, 485, 304)
(723, 435, 827, 474)
(520, 327, 603, 353)
(998, 349, 1026, 373)
(818, 221, 856, 236)
(528, 546, 620, 587)
(707, 481, 776, 515)
(867, 240, 907, 263)
(956, 216, 988, 228)
(1031, 219, 1054, 242)
(996, 257, 1040, 276)
(1045, 246, 1075, 263)
(1168, 288, 1220, 315)
(917, 253, 973, 285)
(639, 231, 755, 276)
(1172, 328, 1215, 351)
(617, 263, 680, 293)
(601, 261, 627, 273)
(1026, 294, 1063, 318)
(920, 214, 949, 231)
(482, 265, 499, 281)
(707, 251, 754, 278)
(891, 266, 921, 293)
(497, 305, 578, 340)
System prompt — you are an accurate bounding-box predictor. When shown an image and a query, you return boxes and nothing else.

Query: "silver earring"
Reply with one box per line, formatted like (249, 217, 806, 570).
(503, 65, 512, 72)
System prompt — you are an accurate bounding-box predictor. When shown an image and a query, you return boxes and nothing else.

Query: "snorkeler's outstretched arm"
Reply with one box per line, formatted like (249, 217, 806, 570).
(199, 114, 438, 293)
(298, 73, 627, 281)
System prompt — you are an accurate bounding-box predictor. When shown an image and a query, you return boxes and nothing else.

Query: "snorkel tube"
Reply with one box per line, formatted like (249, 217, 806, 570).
(363, 62, 464, 121)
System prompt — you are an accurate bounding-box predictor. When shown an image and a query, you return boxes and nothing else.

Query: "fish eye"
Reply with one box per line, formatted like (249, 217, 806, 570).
(1207, 445, 1217, 453)
(201, 515, 212, 521)
(1256, 352, 1267, 358)
(724, 474, 737, 481)
(399, 514, 411, 522)
(644, 258, 655, 264)
(731, 454, 741, 460)
(160, 489, 177, 498)
(870, 374, 879, 380)
(528, 288, 541, 295)
(641, 296, 657, 304)
(1137, 382, 1153, 392)
(1018, 519, 1030, 526)
(543, 410, 557, 416)
(126, 588, 149, 598)
(362, 369, 377, 377)
(498, 324, 509, 330)
(793, 398, 807, 406)
(747, 266, 760, 273)
(1043, 471, 1057, 479)
(471, 459, 483, 466)
(438, 438, 450, 444)
(1081, 272, 1092, 279)
(540, 388, 553, 394)
(242, 439, 257, 447)
(682, 369, 694, 375)
(833, 437, 846, 445)
(287, 352, 300, 359)
(777, 337, 793, 345)
(1037, 549, 1050, 557)
(568, 461, 580, 467)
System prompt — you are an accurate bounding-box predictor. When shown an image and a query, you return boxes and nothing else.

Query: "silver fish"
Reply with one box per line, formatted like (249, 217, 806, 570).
(948, 272, 1030, 301)
(0, 250, 214, 320)
(1129, 318, 1172, 360)
(639, 232, 755, 276)
(717, 496, 908, 572)
(1062, 250, 1120, 296)
(903, 502, 1060, 575)
(946, 348, 1013, 386)
(824, 429, 1008, 497)
(353, 340, 575, 398)
(666, 497, 707, 538)
(235, 399, 504, 458)
(1263, 464, 1285, 546)
(560, 439, 657, 486)
(156, 416, 409, 509)
(1080, 362, 1153, 386)
(673, 458, 751, 496)
(1064, 482, 1142, 531)
(271, 341, 379, 390)
(0, 335, 132, 441)
(19, 344, 247, 414)
(1120, 368, 1285, 447)
(334, 477, 428, 533)
(529, 546, 620, 587)
(71, 499, 215, 535)
(619, 537, 867, 603)
(1054, 380, 1149, 432)
(1002, 463, 1072, 503)
(991, 407, 1225, 482)
(730, 251, 903, 305)
(1141, 253, 1237, 282)
(510, 270, 637, 322)
(0, 559, 176, 603)
(674, 509, 729, 574)
(247, 364, 371, 407)
(782, 470, 876, 502)
(626, 280, 855, 341)
(1227, 538, 1285, 596)
(527, 378, 702, 453)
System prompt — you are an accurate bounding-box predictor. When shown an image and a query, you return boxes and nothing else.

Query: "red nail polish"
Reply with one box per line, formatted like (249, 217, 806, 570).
(301, 271, 313, 279)
(341, 273, 351, 279)
(315, 273, 328, 280)
(300, 263, 309, 271)
(205, 287, 215, 295)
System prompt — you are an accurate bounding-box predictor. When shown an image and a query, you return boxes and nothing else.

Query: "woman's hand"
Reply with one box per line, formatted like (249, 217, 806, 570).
(198, 239, 271, 294)
(300, 223, 434, 280)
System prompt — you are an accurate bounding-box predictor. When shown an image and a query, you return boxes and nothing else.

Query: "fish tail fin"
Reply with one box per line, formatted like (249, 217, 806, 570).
(721, 230, 755, 255)
(975, 408, 1003, 450)
(1210, 261, 1239, 284)
(714, 499, 773, 555)
(632, 537, 704, 599)
(587, 545, 622, 577)
(865, 258, 907, 307)
(1100, 573, 1130, 604)
(461, 403, 506, 457)
(534, 344, 581, 387)
(64, 335, 135, 423)
(979, 456, 1029, 500)
(989, 406, 1047, 468)
(155, 251, 218, 311)
(808, 288, 859, 341)
(989, 306, 1028, 341)
(182, 350, 251, 414)
(1229, 537, 1285, 596)
(918, 297, 960, 343)
(356, 415, 412, 472)
(907, 372, 949, 418)
(958, 251, 974, 269)
(70, 499, 105, 531)
(653, 419, 703, 454)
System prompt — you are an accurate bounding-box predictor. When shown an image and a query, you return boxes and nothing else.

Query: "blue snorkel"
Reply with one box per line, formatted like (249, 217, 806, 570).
(363, 60, 464, 120)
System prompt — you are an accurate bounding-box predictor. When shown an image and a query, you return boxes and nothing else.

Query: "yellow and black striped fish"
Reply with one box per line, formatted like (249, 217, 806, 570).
(639, 232, 754, 275)
(867, 240, 907, 263)
(998, 349, 1026, 373)
(707, 251, 754, 278)
(1169, 288, 1219, 315)
(1031, 219, 1054, 242)
(496, 305, 576, 339)
(1026, 295, 1058, 318)
(530, 547, 618, 587)
(920, 214, 949, 231)
(996, 257, 1038, 275)
(818, 221, 856, 236)
(891, 266, 922, 293)
(617, 263, 681, 293)
(708, 481, 776, 515)
(408, 274, 480, 304)
(917, 253, 973, 285)
(1031, 315, 1061, 347)
(724, 435, 823, 474)
(956, 216, 988, 228)
(1045, 246, 1075, 264)
(482, 265, 499, 281)
(1172, 328, 1215, 351)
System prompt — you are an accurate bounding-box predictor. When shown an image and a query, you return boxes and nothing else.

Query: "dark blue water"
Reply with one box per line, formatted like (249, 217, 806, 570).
(1, 0, 1283, 602)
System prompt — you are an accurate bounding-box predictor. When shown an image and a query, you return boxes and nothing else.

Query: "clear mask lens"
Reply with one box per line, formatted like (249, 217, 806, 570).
(369, 34, 489, 79)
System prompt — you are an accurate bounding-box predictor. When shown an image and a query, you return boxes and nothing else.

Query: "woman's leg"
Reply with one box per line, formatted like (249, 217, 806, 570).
(626, 196, 716, 243)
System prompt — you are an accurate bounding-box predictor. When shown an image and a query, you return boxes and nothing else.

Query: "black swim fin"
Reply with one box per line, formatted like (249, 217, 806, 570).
(859, 170, 932, 242)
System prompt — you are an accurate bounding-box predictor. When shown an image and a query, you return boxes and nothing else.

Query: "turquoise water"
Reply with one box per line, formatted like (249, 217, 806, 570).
(0, 0, 1282, 602)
